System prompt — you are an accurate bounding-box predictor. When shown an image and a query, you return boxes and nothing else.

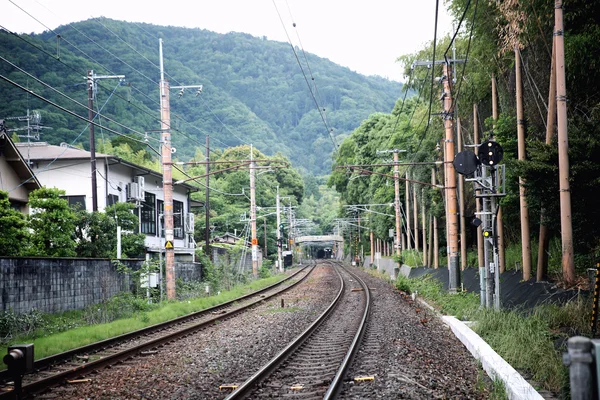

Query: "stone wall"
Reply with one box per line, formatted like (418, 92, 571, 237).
(0, 257, 204, 315)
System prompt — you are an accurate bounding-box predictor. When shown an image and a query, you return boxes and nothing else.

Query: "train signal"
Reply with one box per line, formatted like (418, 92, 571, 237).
(478, 140, 504, 166)
(453, 150, 480, 176)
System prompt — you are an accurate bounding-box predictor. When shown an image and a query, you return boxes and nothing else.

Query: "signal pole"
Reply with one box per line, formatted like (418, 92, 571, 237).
(276, 186, 283, 272)
(205, 136, 210, 261)
(159, 39, 203, 299)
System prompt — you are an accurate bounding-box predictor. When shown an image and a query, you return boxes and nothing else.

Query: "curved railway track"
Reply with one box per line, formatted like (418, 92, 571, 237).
(0, 264, 315, 399)
(225, 261, 371, 400)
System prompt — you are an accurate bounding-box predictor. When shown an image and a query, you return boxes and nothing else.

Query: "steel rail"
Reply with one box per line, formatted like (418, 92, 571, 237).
(0, 264, 314, 399)
(225, 261, 370, 400)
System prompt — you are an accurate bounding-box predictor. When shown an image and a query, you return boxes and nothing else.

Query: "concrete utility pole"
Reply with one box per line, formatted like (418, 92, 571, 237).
(555, 0, 575, 284)
(474, 104, 485, 274)
(159, 39, 203, 299)
(394, 151, 403, 259)
(86, 70, 124, 212)
(250, 145, 259, 277)
(491, 74, 506, 273)
(158, 40, 175, 300)
(515, 48, 532, 280)
(538, 37, 556, 282)
(442, 63, 460, 292)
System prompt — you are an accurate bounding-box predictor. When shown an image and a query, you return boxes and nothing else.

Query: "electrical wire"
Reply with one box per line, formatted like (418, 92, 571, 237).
(271, 0, 338, 151)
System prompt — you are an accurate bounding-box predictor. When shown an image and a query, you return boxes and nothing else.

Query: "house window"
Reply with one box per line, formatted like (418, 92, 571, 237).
(174, 200, 184, 238)
(140, 192, 156, 235)
(157, 200, 164, 237)
(62, 195, 86, 210)
(107, 194, 119, 207)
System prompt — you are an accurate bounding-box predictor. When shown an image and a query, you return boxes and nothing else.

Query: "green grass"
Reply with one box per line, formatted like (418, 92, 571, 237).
(395, 272, 578, 396)
(4, 274, 287, 360)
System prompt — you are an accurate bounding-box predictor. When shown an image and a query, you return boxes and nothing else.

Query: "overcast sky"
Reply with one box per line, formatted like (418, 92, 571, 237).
(2, 0, 453, 82)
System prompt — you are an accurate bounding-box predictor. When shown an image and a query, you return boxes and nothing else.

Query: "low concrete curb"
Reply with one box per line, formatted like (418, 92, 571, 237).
(441, 315, 544, 400)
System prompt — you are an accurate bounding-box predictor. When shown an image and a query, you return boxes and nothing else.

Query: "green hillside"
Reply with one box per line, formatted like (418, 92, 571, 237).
(0, 18, 403, 175)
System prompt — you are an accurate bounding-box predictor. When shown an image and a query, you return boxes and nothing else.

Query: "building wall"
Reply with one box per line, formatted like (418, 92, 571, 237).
(0, 155, 30, 203)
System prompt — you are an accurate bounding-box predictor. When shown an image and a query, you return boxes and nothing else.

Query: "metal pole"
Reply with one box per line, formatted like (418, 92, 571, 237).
(474, 104, 484, 274)
(250, 145, 258, 277)
(159, 39, 176, 300)
(484, 195, 493, 308)
(87, 70, 98, 212)
(443, 63, 460, 293)
(555, 0, 575, 284)
(276, 186, 282, 272)
(515, 48, 532, 281)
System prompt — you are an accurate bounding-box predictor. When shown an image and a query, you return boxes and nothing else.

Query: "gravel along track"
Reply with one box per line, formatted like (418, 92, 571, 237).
(339, 267, 487, 399)
(35, 263, 339, 400)
(32, 263, 487, 399)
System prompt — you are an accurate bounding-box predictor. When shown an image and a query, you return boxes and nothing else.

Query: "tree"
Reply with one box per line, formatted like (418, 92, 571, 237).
(0, 190, 30, 256)
(28, 187, 77, 257)
(75, 202, 145, 258)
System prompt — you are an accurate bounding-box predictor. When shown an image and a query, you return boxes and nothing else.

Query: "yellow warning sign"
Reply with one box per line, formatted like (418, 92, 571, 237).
(165, 241, 174, 249)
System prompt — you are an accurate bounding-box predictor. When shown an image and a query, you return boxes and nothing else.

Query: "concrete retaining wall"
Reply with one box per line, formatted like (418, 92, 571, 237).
(0, 257, 204, 315)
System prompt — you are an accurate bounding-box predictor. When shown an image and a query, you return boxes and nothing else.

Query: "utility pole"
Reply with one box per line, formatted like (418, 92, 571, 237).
(394, 151, 403, 259)
(263, 217, 267, 258)
(442, 63, 460, 293)
(158, 38, 203, 299)
(413, 179, 419, 257)
(515, 48, 532, 280)
(250, 145, 259, 277)
(205, 136, 210, 261)
(86, 70, 124, 212)
(491, 74, 506, 273)
(421, 187, 427, 267)
(159, 41, 175, 300)
(555, 0, 575, 284)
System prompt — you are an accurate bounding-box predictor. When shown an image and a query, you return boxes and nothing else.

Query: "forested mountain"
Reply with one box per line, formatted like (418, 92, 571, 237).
(0, 18, 402, 175)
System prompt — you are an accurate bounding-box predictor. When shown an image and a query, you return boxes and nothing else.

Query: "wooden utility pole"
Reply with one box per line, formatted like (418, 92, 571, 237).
(443, 63, 460, 292)
(537, 38, 557, 282)
(263, 217, 267, 258)
(205, 136, 210, 260)
(457, 117, 467, 270)
(555, 0, 575, 284)
(515, 48, 532, 280)
(492, 74, 506, 273)
(370, 230, 374, 265)
(394, 151, 402, 259)
(428, 214, 433, 267)
(159, 39, 175, 300)
(474, 104, 484, 272)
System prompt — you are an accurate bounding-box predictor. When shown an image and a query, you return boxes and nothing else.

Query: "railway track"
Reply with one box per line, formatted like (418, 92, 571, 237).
(225, 261, 371, 400)
(0, 264, 315, 399)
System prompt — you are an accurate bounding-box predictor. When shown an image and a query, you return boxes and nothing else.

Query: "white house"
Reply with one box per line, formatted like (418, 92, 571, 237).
(0, 127, 41, 212)
(15, 141, 200, 260)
